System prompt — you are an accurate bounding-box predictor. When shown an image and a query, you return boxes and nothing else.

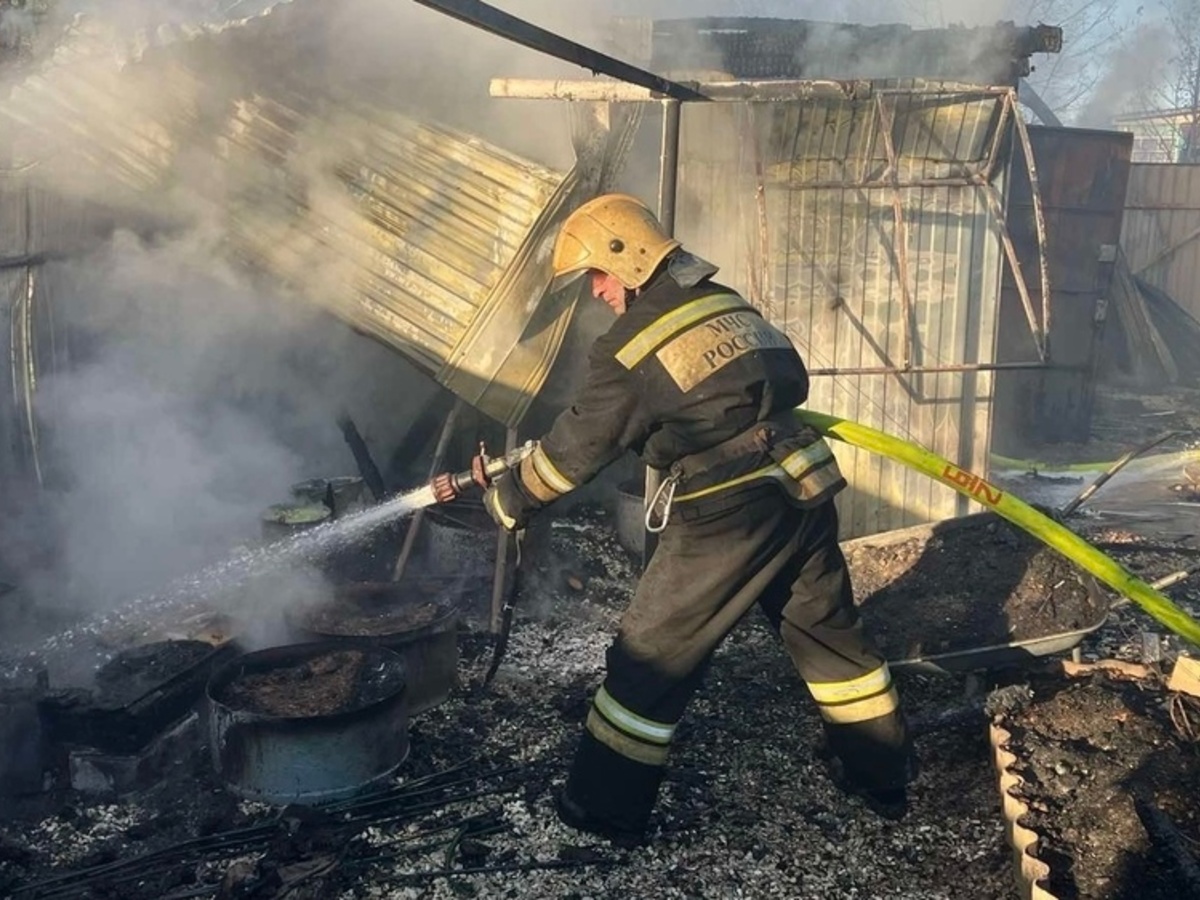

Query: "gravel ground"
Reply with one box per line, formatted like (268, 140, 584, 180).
(3, 499, 1199, 899)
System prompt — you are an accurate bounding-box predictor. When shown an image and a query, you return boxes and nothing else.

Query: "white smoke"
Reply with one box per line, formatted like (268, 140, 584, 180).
(23, 226, 432, 616)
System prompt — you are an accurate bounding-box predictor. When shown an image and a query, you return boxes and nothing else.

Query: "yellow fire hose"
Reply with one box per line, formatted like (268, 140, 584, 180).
(795, 409, 1200, 649)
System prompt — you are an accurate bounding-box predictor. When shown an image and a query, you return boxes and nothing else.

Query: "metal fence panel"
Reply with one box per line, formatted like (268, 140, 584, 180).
(675, 81, 1009, 537)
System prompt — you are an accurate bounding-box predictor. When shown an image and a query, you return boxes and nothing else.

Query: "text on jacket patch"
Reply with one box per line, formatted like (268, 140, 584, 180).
(655, 312, 794, 392)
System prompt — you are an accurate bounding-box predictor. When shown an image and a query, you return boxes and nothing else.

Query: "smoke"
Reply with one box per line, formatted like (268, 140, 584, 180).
(19, 226, 432, 619)
(1074, 21, 1172, 129)
(1, 0, 608, 631)
(0, 0, 1118, 641)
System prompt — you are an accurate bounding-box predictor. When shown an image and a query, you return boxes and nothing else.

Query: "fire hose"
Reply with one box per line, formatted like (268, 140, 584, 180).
(794, 409, 1200, 649)
(429, 413, 1200, 673)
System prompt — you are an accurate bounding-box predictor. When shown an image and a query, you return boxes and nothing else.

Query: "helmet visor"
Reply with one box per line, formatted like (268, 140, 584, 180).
(548, 266, 589, 295)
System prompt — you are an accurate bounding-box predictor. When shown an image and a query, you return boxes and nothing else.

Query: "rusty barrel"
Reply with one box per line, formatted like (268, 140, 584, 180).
(206, 642, 408, 805)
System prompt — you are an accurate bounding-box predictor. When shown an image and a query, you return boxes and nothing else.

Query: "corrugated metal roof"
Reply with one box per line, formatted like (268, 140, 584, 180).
(221, 96, 588, 424)
(676, 80, 1009, 537)
(1, 4, 299, 190)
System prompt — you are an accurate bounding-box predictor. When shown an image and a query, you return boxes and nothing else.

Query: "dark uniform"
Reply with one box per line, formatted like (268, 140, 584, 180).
(490, 254, 911, 840)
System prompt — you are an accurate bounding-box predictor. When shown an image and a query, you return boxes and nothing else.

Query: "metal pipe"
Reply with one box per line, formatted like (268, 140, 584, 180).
(1018, 80, 1063, 127)
(644, 100, 682, 566)
(488, 77, 1010, 103)
(657, 100, 682, 236)
(807, 361, 1077, 376)
(415, 1, 707, 102)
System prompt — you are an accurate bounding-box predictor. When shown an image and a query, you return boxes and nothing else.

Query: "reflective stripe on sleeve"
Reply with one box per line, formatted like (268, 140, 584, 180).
(531, 445, 574, 493)
(517, 445, 575, 504)
(483, 489, 517, 531)
(615, 293, 750, 370)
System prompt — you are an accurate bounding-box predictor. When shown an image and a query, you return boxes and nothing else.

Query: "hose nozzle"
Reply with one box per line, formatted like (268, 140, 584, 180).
(430, 440, 537, 504)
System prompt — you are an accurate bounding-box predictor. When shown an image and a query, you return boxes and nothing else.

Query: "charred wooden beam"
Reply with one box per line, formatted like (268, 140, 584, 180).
(337, 415, 387, 503)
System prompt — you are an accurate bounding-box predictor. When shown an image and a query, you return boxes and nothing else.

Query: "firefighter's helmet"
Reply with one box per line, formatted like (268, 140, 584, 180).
(551, 193, 680, 290)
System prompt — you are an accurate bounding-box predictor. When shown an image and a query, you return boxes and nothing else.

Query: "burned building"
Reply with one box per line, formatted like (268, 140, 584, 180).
(577, 17, 1066, 533)
(3, 5, 1200, 900)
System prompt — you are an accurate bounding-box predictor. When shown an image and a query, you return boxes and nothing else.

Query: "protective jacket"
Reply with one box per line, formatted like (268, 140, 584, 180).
(488, 256, 845, 528)
(488, 253, 910, 842)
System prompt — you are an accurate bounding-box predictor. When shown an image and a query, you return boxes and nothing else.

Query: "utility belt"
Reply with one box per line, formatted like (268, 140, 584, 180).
(645, 412, 846, 532)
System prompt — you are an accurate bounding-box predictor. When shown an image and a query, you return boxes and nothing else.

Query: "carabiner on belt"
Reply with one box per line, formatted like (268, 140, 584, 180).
(644, 472, 679, 534)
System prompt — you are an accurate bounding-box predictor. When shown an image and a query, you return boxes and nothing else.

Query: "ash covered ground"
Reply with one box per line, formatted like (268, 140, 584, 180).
(2, 500, 1199, 899)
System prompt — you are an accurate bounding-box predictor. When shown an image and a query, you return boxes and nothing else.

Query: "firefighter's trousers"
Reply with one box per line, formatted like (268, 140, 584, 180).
(563, 487, 910, 834)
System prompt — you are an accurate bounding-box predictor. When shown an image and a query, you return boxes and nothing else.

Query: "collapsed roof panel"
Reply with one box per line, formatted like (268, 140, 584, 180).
(221, 95, 591, 424)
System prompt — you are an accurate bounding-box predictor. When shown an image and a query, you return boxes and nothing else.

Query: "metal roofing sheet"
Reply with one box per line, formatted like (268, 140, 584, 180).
(676, 81, 1009, 537)
(222, 95, 585, 424)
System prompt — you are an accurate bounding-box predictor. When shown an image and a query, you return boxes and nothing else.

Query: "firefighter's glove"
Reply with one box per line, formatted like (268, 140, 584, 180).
(483, 473, 528, 533)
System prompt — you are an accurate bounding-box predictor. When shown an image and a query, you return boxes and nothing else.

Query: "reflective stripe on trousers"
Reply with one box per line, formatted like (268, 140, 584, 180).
(807, 663, 900, 724)
(585, 685, 677, 767)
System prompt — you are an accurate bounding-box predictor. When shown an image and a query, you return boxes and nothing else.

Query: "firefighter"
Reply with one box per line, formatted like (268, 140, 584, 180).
(483, 192, 913, 846)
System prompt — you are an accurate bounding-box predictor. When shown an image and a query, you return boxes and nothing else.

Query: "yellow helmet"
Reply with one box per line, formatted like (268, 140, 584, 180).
(551, 193, 680, 290)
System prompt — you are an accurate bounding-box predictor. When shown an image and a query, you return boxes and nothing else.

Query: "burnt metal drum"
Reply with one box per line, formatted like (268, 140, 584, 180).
(40, 639, 235, 755)
(206, 642, 408, 805)
(286, 581, 459, 715)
